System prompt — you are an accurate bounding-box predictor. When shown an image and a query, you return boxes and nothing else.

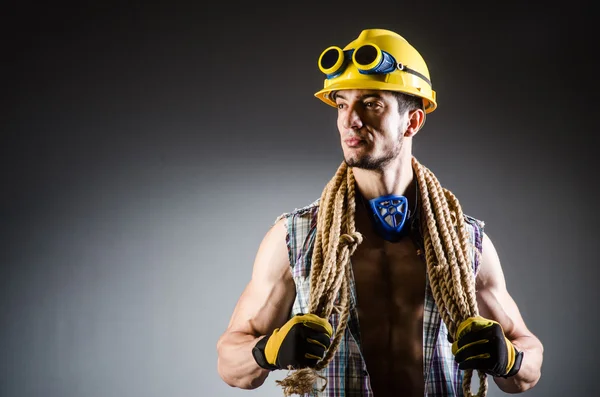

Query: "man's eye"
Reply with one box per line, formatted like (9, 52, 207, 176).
(364, 102, 378, 108)
(337, 103, 346, 109)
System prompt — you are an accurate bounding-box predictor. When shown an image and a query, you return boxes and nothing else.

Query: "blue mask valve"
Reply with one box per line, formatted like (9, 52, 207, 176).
(368, 195, 410, 242)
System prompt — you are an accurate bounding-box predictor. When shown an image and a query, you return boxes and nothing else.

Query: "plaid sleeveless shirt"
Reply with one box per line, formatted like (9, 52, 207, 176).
(274, 198, 485, 396)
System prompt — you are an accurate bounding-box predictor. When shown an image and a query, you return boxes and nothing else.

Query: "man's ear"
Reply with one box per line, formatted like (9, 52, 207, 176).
(404, 108, 425, 137)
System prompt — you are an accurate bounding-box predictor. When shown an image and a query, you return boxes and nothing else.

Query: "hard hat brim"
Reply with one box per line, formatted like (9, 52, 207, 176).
(314, 79, 437, 114)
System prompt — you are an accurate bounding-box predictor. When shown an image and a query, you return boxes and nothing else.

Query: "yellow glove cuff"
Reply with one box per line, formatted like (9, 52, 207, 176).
(504, 336, 516, 373)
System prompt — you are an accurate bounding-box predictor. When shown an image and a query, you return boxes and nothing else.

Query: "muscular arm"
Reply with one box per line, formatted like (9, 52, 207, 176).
(216, 218, 296, 389)
(475, 233, 544, 393)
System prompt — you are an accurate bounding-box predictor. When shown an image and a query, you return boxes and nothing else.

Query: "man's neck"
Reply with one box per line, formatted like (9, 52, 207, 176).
(352, 155, 415, 200)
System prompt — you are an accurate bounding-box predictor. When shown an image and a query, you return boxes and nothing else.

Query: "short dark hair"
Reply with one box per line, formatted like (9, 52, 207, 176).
(389, 91, 423, 115)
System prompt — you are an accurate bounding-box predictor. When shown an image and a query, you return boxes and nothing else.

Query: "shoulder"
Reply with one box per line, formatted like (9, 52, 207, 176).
(474, 228, 507, 291)
(461, 213, 485, 251)
(273, 198, 320, 226)
(271, 198, 320, 267)
(463, 213, 485, 234)
(455, 214, 504, 290)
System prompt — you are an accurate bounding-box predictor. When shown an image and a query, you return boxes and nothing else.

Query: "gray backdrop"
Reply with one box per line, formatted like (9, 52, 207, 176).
(2, 1, 598, 397)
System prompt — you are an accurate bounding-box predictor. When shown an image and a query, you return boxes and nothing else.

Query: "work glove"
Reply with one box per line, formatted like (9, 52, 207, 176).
(452, 316, 524, 378)
(252, 313, 333, 371)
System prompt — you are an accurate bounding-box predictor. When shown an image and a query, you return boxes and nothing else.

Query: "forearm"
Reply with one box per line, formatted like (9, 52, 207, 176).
(217, 331, 270, 389)
(494, 335, 544, 393)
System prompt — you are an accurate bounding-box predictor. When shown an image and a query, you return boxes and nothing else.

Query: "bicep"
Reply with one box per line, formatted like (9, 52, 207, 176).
(475, 233, 532, 340)
(225, 218, 296, 338)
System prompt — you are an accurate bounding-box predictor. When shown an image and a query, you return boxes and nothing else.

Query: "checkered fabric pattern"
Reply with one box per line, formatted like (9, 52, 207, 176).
(274, 198, 484, 396)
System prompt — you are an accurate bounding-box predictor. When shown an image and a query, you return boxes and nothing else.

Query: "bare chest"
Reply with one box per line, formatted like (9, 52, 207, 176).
(351, 235, 426, 396)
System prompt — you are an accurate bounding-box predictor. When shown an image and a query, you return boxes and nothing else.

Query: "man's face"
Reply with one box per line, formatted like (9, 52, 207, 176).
(334, 89, 407, 170)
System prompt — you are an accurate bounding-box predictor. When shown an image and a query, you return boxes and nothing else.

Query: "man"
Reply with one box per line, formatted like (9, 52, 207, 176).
(216, 28, 543, 396)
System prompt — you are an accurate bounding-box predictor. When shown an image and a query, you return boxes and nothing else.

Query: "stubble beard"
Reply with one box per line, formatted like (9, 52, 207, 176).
(345, 135, 405, 171)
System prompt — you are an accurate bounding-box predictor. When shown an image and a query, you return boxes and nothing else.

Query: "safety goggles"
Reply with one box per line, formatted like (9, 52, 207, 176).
(318, 43, 431, 86)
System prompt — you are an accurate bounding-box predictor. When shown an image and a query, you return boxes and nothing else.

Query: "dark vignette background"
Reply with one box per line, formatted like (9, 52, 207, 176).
(2, 1, 598, 397)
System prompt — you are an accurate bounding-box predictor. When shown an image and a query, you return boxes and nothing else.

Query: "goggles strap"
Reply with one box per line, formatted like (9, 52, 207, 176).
(399, 64, 432, 87)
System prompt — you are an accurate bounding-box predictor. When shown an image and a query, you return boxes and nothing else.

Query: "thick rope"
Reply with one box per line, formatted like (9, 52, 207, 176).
(276, 157, 487, 396)
(276, 162, 360, 395)
(414, 157, 487, 396)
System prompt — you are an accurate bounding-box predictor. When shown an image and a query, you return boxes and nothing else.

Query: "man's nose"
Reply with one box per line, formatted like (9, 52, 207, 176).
(342, 106, 363, 130)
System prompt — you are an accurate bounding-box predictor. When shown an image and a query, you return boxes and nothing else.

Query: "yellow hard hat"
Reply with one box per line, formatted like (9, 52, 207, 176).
(314, 29, 437, 113)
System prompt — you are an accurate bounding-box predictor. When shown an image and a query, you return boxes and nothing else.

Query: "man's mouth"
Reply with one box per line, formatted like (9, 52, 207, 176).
(344, 137, 364, 147)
